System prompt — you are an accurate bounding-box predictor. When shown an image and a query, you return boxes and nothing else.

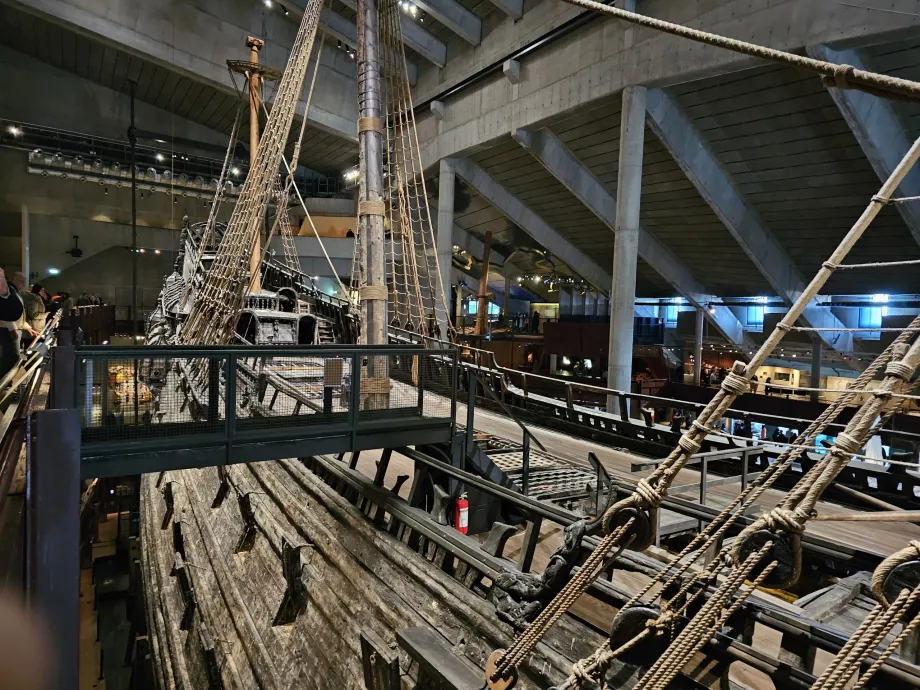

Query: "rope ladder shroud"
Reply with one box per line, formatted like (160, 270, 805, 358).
(487, 134, 920, 688)
(379, 0, 453, 342)
(180, 0, 324, 348)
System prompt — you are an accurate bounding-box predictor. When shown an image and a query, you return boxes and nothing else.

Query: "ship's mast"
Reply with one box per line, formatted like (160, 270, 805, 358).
(247, 36, 264, 293)
(357, 0, 389, 404)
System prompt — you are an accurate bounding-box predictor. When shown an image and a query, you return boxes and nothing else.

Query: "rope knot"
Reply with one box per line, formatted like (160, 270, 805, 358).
(572, 659, 593, 682)
(776, 322, 791, 332)
(822, 260, 839, 271)
(635, 478, 663, 509)
(833, 431, 863, 455)
(832, 63, 855, 89)
(677, 433, 702, 455)
(720, 371, 750, 396)
(885, 360, 915, 381)
(649, 609, 679, 632)
(760, 507, 810, 534)
(872, 194, 891, 205)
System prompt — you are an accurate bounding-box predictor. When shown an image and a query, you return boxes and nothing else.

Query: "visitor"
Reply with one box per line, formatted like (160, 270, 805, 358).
(530, 310, 541, 333)
(788, 429, 799, 447)
(764, 376, 773, 396)
(669, 410, 684, 433)
(750, 375, 759, 394)
(771, 427, 788, 444)
(0, 270, 24, 379)
(8, 273, 40, 346)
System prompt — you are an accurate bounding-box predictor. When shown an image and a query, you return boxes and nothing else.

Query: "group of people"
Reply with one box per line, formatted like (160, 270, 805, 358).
(0, 269, 92, 379)
(704, 368, 784, 397)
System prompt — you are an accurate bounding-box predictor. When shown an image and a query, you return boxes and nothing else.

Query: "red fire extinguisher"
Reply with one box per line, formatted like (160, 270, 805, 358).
(454, 493, 469, 535)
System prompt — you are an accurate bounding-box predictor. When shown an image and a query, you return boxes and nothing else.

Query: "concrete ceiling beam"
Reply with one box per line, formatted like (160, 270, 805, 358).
(512, 127, 752, 348)
(14, 0, 358, 142)
(486, 0, 523, 21)
(317, 9, 419, 82)
(450, 156, 611, 295)
(411, 0, 481, 45)
(335, 0, 459, 55)
(808, 43, 920, 247)
(427, 193, 552, 300)
(645, 88, 854, 355)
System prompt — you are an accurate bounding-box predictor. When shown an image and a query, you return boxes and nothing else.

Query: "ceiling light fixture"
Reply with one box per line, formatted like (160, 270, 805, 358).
(47, 268, 60, 275)
(7, 125, 20, 136)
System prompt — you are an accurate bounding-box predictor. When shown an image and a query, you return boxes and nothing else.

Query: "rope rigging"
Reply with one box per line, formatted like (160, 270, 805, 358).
(179, 0, 325, 348)
(486, 134, 920, 689)
(378, 0, 453, 342)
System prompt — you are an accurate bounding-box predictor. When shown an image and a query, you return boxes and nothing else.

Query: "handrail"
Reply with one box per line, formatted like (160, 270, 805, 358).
(390, 326, 919, 444)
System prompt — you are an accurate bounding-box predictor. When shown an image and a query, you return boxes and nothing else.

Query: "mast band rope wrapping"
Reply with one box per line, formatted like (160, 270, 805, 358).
(359, 285, 388, 301)
(358, 200, 386, 216)
(360, 377, 391, 394)
(358, 116, 383, 133)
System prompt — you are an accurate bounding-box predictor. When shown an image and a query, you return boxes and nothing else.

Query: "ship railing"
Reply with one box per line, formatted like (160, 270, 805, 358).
(388, 326, 920, 450)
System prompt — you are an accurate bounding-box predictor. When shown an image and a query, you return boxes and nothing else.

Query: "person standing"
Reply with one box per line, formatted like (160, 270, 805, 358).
(531, 309, 541, 333)
(0, 269, 24, 379)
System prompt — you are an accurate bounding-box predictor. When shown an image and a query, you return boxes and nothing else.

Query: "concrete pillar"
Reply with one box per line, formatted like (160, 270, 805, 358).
(811, 338, 822, 403)
(503, 264, 512, 320)
(21, 204, 29, 281)
(585, 291, 596, 317)
(454, 281, 463, 330)
(559, 287, 573, 317)
(606, 85, 646, 407)
(436, 159, 455, 339)
(694, 307, 704, 386)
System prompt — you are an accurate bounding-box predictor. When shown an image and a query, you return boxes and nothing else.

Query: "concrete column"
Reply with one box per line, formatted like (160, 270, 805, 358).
(454, 281, 463, 330)
(21, 204, 29, 280)
(585, 291, 596, 317)
(606, 85, 646, 407)
(810, 338, 822, 403)
(559, 287, 573, 317)
(436, 159, 455, 339)
(694, 307, 704, 386)
(502, 266, 512, 321)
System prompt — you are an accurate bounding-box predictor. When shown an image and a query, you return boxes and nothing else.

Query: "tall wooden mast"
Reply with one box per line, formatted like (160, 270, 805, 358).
(247, 36, 264, 293)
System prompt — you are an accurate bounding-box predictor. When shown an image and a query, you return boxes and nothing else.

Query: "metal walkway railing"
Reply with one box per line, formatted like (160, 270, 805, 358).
(54, 344, 458, 478)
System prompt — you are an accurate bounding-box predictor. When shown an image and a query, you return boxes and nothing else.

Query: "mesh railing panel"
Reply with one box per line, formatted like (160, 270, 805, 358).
(77, 347, 455, 448)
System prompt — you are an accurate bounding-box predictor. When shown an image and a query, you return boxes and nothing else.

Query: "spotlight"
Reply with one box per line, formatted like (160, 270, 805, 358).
(283, 6, 289, 14)
(156, 153, 164, 162)
(231, 167, 240, 176)
(48, 268, 60, 275)
(155, 249, 161, 255)
(7, 125, 20, 136)
(104, 188, 108, 195)
(139, 248, 145, 253)
(264, 0, 271, 6)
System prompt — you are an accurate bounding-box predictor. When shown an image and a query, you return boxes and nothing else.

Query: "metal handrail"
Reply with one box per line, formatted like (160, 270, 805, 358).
(391, 326, 920, 444)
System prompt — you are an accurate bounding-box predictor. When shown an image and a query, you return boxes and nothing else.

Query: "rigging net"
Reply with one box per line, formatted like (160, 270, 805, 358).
(179, 0, 324, 347)
(377, 0, 452, 340)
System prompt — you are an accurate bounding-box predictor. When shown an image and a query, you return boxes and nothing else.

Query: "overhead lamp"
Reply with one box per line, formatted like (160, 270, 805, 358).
(7, 125, 20, 136)
(47, 268, 60, 275)
(264, 0, 272, 6)
(154, 249, 161, 255)
(231, 167, 240, 176)
(156, 153, 165, 162)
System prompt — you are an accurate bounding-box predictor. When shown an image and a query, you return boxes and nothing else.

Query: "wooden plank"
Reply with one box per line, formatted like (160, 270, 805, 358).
(396, 627, 482, 690)
(361, 628, 399, 690)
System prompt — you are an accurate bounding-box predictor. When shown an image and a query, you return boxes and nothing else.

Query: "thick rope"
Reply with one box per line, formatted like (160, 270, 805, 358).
(557, 0, 920, 102)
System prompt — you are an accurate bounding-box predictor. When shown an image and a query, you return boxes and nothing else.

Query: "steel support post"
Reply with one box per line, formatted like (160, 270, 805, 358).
(51, 346, 75, 411)
(606, 84, 646, 408)
(358, 0, 389, 408)
(26, 408, 81, 690)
